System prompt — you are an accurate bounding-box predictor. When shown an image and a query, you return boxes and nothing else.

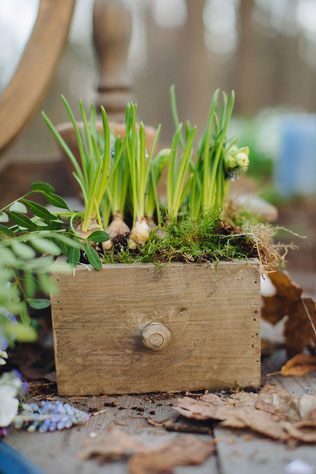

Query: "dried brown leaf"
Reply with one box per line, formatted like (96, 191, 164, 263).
(261, 270, 316, 356)
(295, 409, 316, 428)
(129, 435, 214, 474)
(260, 384, 290, 396)
(79, 426, 148, 462)
(284, 424, 316, 443)
(175, 387, 316, 444)
(79, 426, 214, 472)
(280, 354, 316, 376)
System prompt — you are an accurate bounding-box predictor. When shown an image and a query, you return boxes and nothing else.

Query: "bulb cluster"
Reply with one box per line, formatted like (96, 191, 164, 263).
(224, 146, 250, 180)
(14, 401, 89, 433)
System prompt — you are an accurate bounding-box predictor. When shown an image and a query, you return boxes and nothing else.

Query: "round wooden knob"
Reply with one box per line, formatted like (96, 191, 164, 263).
(141, 323, 171, 352)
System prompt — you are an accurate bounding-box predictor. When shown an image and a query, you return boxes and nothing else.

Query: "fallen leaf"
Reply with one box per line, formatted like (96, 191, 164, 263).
(284, 424, 316, 443)
(129, 435, 214, 474)
(261, 270, 316, 356)
(260, 384, 290, 396)
(280, 354, 316, 376)
(146, 417, 212, 435)
(79, 426, 214, 472)
(175, 386, 316, 444)
(79, 426, 148, 462)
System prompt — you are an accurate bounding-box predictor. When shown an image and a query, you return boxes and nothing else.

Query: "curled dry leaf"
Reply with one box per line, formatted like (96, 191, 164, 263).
(279, 354, 316, 377)
(175, 386, 316, 443)
(129, 435, 214, 474)
(261, 270, 316, 356)
(79, 426, 147, 462)
(79, 426, 214, 472)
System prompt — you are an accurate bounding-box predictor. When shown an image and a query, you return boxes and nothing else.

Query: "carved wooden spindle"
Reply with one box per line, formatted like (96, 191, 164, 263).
(93, 0, 134, 122)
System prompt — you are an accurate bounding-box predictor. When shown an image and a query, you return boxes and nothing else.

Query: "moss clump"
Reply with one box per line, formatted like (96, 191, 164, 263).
(101, 212, 258, 266)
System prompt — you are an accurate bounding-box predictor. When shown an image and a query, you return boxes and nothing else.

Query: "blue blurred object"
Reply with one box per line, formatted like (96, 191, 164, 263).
(274, 114, 316, 196)
(0, 441, 44, 474)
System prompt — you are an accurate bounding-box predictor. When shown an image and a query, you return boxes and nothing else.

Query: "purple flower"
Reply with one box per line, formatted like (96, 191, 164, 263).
(14, 401, 89, 433)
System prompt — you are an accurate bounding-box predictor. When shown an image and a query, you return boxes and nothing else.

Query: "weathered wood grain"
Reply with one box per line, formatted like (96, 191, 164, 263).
(51, 261, 260, 395)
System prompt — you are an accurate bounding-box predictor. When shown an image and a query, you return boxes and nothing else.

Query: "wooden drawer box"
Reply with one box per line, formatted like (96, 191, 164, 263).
(51, 261, 261, 395)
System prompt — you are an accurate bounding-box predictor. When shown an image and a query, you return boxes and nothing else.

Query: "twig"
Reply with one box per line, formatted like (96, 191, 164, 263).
(90, 409, 107, 417)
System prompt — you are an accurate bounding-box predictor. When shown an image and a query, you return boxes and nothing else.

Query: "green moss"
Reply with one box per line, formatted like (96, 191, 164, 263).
(101, 213, 258, 265)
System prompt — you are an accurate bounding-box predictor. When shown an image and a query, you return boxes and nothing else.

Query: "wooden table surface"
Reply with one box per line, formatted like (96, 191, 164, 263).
(6, 348, 316, 474)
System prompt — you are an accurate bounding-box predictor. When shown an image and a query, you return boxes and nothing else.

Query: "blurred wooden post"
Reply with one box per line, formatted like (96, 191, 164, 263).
(93, 0, 133, 122)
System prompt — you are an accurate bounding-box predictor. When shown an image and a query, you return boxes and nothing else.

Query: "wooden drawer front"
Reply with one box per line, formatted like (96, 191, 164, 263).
(51, 261, 260, 395)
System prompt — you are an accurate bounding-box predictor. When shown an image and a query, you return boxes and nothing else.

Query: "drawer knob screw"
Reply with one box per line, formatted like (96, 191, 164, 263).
(141, 322, 171, 351)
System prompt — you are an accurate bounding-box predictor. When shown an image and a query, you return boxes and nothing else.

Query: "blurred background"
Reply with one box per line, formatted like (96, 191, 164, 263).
(0, 0, 315, 295)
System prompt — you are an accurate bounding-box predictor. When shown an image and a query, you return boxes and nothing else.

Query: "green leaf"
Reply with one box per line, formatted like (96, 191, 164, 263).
(0, 224, 14, 237)
(51, 233, 83, 249)
(31, 237, 61, 256)
(42, 192, 69, 210)
(9, 201, 27, 213)
(0, 212, 9, 223)
(42, 220, 62, 231)
(38, 273, 58, 295)
(0, 247, 18, 265)
(12, 241, 36, 259)
(23, 199, 56, 220)
(20, 301, 31, 325)
(24, 272, 37, 298)
(32, 181, 56, 193)
(68, 247, 80, 267)
(0, 268, 13, 283)
(87, 230, 110, 243)
(26, 256, 54, 271)
(48, 261, 72, 273)
(4, 321, 37, 342)
(7, 211, 37, 230)
(85, 242, 102, 270)
(27, 298, 51, 309)
(55, 239, 69, 256)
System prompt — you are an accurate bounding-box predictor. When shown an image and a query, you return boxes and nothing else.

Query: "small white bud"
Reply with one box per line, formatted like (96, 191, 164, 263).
(225, 154, 237, 170)
(235, 152, 249, 168)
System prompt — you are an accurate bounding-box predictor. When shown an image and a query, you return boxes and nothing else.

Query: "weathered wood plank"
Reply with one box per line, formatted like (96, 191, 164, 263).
(51, 261, 261, 395)
(213, 426, 316, 474)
